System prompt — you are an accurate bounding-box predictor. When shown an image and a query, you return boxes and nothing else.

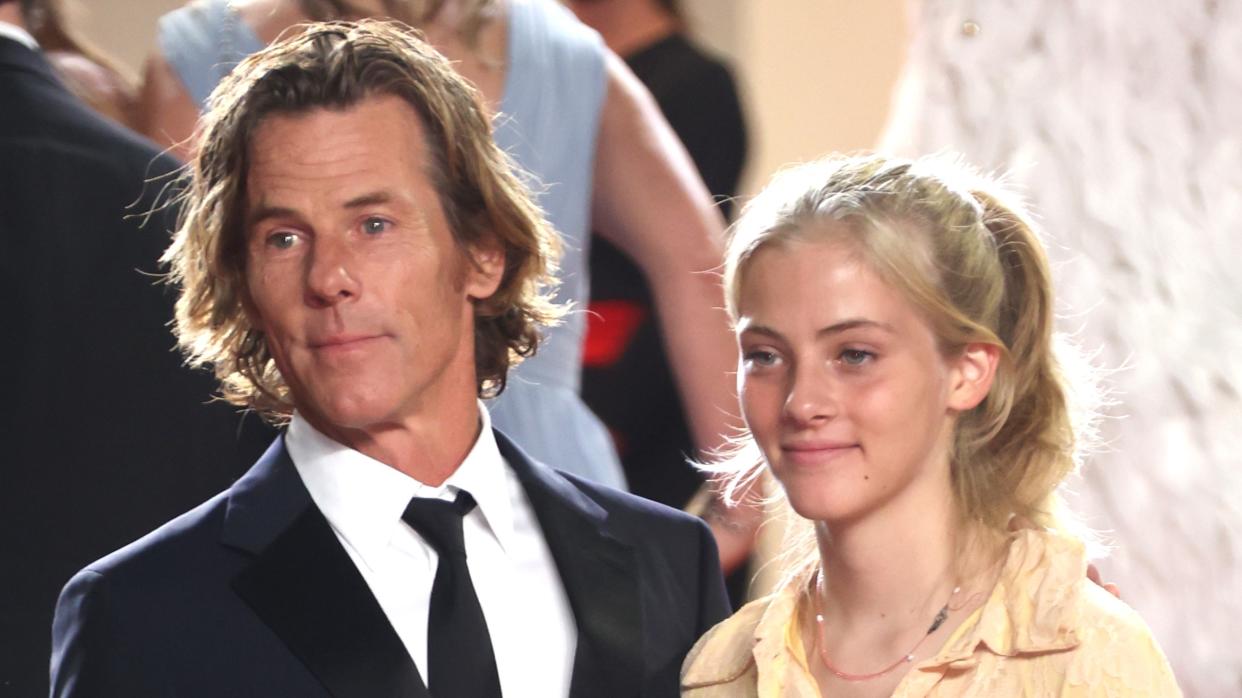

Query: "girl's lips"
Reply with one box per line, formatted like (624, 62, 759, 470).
(780, 443, 859, 466)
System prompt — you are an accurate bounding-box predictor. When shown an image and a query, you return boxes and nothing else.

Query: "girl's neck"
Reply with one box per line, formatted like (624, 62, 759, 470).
(805, 507, 1006, 698)
(813, 492, 1001, 632)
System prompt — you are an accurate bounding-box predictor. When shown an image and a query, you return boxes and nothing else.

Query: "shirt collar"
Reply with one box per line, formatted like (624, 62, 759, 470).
(440, 404, 516, 552)
(0, 21, 39, 51)
(928, 528, 1084, 668)
(286, 401, 517, 565)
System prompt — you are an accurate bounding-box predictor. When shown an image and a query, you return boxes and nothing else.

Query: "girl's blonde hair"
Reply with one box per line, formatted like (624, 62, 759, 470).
(709, 154, 1099, 578)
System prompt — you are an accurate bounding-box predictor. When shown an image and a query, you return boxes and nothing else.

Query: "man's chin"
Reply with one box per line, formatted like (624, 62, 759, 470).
(298, 396, 398, 439)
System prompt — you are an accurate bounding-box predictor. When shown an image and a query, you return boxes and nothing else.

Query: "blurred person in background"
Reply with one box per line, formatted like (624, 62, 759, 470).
(569, 0, 747, 510)
(569, 0, 756, 599)
(23, 0, 138, 127)
(136, 0, 740, 500)
(0, 0, 267, 693)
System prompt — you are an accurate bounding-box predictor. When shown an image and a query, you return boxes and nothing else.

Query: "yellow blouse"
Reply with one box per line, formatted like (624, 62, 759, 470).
(681, 529, 1181, 697)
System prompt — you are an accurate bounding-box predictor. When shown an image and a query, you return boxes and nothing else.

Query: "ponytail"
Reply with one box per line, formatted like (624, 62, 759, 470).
(950, 190, 1076, 530)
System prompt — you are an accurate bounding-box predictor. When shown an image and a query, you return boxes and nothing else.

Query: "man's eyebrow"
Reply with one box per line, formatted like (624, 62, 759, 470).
(245, 192, 396, 228)
(246, 204, 299, 229)
(343, 191, 393, 209)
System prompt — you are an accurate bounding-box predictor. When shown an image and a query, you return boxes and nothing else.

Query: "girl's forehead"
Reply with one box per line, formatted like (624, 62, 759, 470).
(739, 242, 892, 313)
(739, 237, 872, 291)
(734, 237, 946, 346)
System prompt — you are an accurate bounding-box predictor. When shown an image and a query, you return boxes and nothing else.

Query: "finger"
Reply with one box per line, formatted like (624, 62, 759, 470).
(1086, 563, 1103, 585)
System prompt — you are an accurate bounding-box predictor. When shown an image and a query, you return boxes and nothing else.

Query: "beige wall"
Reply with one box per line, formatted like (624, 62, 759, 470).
(78, 0, 907, 197)
(66, 0, 183, 78)
(682, 0, 907, 196)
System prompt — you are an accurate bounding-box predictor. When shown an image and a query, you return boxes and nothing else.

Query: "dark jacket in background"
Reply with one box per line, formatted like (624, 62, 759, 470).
(0, 35, 269, 696)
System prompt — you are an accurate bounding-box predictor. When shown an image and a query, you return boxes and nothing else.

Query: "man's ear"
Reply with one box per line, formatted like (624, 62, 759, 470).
(464, 236, 506, 302)
(947, 342, 1001, 411)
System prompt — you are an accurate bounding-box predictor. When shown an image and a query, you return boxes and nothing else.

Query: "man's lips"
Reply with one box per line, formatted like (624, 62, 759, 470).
(308, 333, 385, 350)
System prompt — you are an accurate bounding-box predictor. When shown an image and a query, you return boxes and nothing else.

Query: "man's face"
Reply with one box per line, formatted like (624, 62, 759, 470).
(243, 95, 503, 439)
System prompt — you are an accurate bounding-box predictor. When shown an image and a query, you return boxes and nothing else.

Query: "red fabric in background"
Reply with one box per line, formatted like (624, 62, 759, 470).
(583, 300, 646, 368)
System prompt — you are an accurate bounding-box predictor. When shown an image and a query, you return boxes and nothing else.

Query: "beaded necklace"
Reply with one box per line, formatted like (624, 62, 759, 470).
(811, 571, 960, 682)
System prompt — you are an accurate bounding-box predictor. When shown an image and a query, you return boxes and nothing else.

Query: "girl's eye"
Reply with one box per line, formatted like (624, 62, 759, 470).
(362, 217, 390, 235)
(266, 231, 298, 250)
(839, 349, 874, 366)
(743, 349, 781, 368)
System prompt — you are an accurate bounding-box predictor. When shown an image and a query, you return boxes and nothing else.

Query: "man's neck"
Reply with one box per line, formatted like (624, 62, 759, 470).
(0, 4, 26, 30)
(0, 8, 39, 52)
(303, 394, 485, 487)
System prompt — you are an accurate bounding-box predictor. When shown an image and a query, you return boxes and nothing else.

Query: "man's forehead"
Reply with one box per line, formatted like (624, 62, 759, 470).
(246, 98, 428, 164)
(241, 97, 441, 212)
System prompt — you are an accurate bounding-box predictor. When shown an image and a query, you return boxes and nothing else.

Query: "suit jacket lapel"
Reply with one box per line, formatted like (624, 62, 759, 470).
(223, 439, 429, 698)
(496, 431, 644, 698)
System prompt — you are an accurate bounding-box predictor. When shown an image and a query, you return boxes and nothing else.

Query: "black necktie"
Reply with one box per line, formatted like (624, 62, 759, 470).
(402, 491, 503, 697)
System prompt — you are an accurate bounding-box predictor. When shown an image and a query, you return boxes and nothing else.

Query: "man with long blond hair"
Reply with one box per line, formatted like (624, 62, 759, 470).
(50, 21, 727, 697)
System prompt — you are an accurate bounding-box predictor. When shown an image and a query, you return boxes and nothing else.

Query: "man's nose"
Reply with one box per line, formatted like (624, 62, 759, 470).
(783, 365, 839, 426)
(305, 236, 361, 307)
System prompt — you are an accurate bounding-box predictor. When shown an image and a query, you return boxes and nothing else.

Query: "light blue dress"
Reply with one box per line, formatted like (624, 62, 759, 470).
(158, 0, 626, 489)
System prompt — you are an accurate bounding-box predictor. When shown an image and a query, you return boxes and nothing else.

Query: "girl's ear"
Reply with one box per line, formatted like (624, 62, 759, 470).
(948, 342, 1001, 411)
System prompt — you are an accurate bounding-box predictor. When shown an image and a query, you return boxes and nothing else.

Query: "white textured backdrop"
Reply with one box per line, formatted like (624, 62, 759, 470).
(881, 2, 1242, 695)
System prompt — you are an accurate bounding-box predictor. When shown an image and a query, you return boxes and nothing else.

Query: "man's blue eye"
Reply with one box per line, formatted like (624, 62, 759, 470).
(363, 217, 389, 235)
(268, 232, 297, 249)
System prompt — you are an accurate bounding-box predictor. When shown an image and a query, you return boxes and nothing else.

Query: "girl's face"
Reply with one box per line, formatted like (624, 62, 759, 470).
(735, 233, 984, 525)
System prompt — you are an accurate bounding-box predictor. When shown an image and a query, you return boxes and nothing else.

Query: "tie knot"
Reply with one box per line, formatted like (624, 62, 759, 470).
(402, 490, 477, 557)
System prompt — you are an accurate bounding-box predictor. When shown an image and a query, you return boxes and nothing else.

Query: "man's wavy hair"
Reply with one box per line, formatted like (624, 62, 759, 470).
(163, 20, 563, 420)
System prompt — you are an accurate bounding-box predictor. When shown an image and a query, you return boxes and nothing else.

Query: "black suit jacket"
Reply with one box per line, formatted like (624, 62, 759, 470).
(50, 432, 730, 697)
(0, 36, 270, 695)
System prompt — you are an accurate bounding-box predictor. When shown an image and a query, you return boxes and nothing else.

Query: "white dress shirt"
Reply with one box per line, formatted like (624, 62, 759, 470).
(287, 404, 577, 697)
(0, 21, 39, 51)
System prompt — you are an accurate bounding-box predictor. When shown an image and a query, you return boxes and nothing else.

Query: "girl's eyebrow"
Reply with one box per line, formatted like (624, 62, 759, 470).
(738, 317, 896, 340)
